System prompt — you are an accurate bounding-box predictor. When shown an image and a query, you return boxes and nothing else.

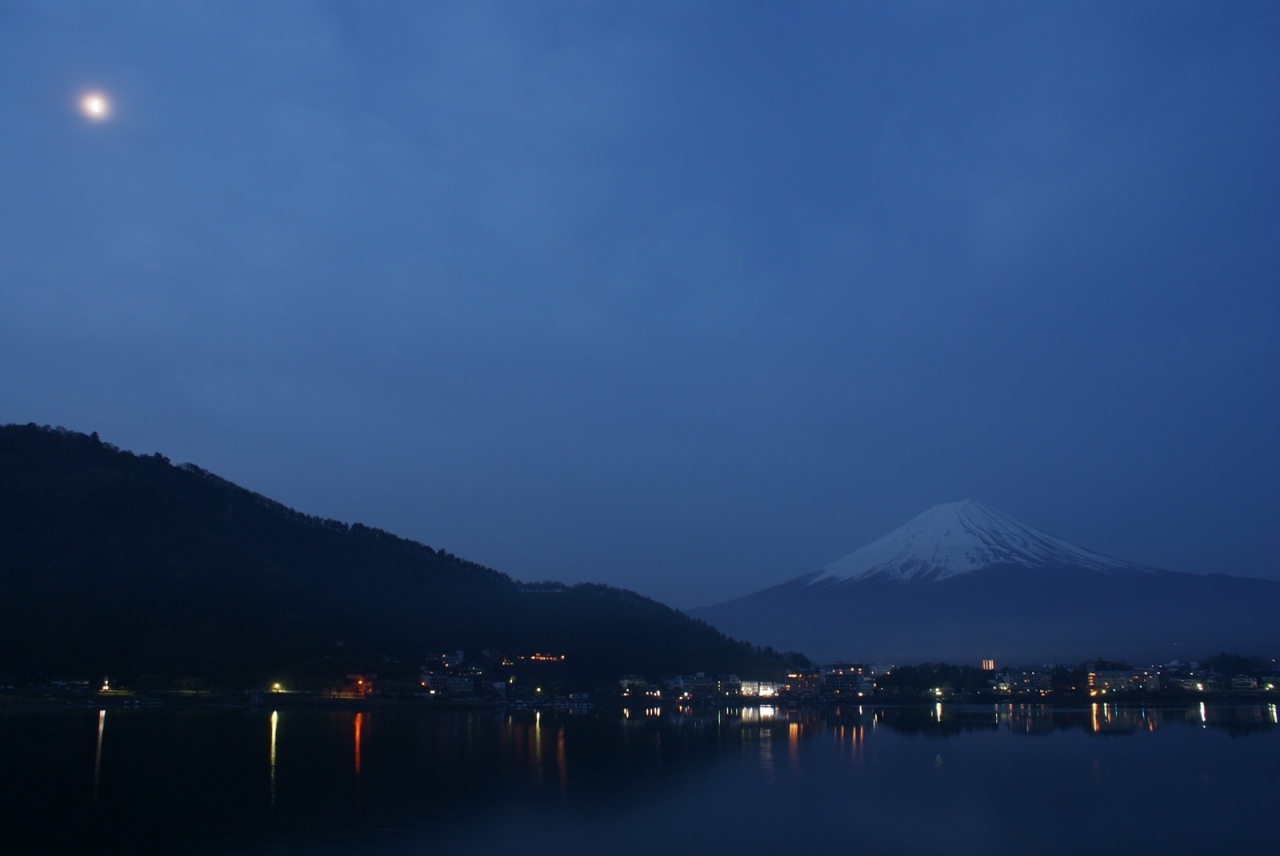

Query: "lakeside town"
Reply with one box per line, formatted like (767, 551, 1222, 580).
(7, 650, 1277, 709)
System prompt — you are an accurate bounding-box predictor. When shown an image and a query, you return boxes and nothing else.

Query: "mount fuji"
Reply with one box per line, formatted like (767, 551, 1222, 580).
(688, 500, 1280, 664)
(809, 499, 1148, 585)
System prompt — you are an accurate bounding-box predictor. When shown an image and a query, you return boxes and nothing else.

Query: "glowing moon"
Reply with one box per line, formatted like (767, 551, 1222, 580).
(79, 91, 111, 121)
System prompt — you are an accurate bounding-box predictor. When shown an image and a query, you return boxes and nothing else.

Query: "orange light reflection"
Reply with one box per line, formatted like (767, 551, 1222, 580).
(354, 712, 363, 776)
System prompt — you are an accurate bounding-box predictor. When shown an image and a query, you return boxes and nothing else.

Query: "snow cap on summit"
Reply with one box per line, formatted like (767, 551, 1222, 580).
(813, 499, 1143, 584)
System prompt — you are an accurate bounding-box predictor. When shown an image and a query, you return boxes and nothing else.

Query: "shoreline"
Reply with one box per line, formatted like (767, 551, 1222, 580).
(2, 689, 1275, 713)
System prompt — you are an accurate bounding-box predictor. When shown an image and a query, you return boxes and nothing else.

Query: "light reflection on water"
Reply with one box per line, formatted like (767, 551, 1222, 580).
(269, 710, 278, 813)
(353, 712, 362, 777)
(0, 702, 1276, 855)
(92, 709, 104, 805)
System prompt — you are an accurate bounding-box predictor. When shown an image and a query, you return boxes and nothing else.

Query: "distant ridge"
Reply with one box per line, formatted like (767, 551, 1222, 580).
(690, 501, 1280, 663)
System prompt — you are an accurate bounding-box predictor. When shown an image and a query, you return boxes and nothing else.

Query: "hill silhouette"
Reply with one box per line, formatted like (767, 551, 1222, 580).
(0, 424, 794, 689)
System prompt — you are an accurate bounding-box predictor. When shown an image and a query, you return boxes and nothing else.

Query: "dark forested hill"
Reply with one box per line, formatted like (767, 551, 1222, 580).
(0, 424, 791, 688)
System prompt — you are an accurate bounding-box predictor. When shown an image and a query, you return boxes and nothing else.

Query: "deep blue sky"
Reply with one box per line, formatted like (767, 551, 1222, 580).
(3, 2, 1278, 607)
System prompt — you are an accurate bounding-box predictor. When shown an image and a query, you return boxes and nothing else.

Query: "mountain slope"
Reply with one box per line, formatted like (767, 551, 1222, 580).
(815, 499, 1144, 584)
(690, 501, 1280, 663)
(0, 424, 791, 686)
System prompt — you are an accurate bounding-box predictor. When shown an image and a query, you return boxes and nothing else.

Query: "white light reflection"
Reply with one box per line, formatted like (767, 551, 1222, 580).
(1199, 702, 1207, 727)
(758, 725, 774, 780)
(93, 709, 105, 803)
(270, 711, 279, 810)
(534, 711, 543, 769)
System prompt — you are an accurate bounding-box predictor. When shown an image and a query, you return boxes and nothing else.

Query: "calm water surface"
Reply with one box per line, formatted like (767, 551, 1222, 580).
(2, 701, 1276, 855)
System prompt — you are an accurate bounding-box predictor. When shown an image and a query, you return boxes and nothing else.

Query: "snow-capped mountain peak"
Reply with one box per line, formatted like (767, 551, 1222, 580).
(812, 499, 1143, 584)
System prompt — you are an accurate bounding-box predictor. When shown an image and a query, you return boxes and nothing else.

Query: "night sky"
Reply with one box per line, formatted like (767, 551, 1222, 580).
(3, 2, 1278, 608)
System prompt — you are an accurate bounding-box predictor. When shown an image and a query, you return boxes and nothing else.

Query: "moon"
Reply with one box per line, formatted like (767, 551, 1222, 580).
(79, 91, 111, 121)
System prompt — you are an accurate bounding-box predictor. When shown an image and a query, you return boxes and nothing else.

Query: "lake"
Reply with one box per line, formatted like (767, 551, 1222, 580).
(2, 701, 1276, 855)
